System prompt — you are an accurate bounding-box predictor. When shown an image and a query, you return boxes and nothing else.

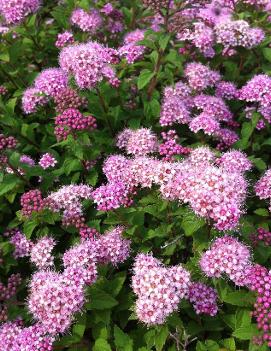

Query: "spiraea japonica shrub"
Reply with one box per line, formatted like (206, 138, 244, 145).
(2, 0, 271, 350)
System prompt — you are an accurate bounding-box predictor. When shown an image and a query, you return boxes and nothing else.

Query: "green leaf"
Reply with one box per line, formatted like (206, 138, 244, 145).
(232, 325, 258, 340)
(155, 326, 169, 351)
(93, 338, 112, 351)
(137, 70, 155, 90)
(254, 208, 269, 216)
(159, 34, 170, 51)
(223, 291, 255, 307)
(23, 219, 38, 239)
(222, 338, 236, 351)
(181, 209, 205, 236)
(72, 314, 86, 338)
(87, 287, 118, 310)
(114, 325, 133, 351)
(0, 174, 19, 197)
(262, 47, 271, 62)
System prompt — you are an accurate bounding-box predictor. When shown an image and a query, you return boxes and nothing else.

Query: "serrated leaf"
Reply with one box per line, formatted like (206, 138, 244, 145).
(232, 325, 258, 340)
(93, 338, 112, 351)
(114, 325, 133, 351)
(137, 70, 155, 90)
(87, 287, 118, 310)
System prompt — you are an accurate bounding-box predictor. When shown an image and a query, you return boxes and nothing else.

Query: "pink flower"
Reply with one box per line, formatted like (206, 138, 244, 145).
(39, 153, 57, 169)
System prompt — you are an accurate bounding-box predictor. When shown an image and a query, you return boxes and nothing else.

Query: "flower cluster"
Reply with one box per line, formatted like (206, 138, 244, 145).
(239, 74, 271, 126)
(132, 253, 191, 325)
(55, 31, 74, 49)
(0, 0, 40, 25)
(22, 68, 68, 114)
(188, 282, 218, 316)
(54, 108, 97, 141)
(0, 134, 17, 151)
(45, 184, 93, 227)
(70, 8, 102, 33)
(30, 237, 56, 270)
(116, 128, 159, 155)
(59, 42, 119, 89)
(159, 63, 239, 148)
(250, 227, 271, 246)
(247, 264, 271, 347)
(118, 29, 146, 64)
(159, 130, 191, 161)
(20, 189, 45, 217)
(5, 228, 33, 258)
(53, 88, 87, 113)
(255, 169, 271, 210)
(200, 236, 252, 286)
(39, 153, 57, 169)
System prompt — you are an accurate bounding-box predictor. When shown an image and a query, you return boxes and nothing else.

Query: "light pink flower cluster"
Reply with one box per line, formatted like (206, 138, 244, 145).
(188, 282, 218, 316)
(132, 253, 191, 325)
(118, 29, 146, 63)
(55, 31, 74, 48)
(177, 1, 264, 56)
(184, 62, 221, 91)
(39, 153, 57, 169)
(116, 128, 159, 155)
(54, 108, 97, 141)
(59, 42, 119, 89)
(45, 184, 93, 227)
(255, 169, 271, 210)
(239, 74, 271, 126)
(5, 228, 33, 258)
(0, 320, 55, 351)
(159, 64, 239, 148)
(200, 236, 252, 286)
(30, 237, 56, 270)
(0, 0, 40, 24)
(22, 68, 68, 114)
(216, 150, 253, 173)
(215, 19, 265, 50)
(28, 270, 85, 334)
(70, 8, 102, 33)
(98, 143, 249, 230)
(20, 155, 35, 167)
(27, 226, 129, 335)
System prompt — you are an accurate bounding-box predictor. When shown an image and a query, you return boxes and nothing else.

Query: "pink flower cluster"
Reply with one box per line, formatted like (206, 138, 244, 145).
(54, 87, 87, 113)
(5, 228, 33, 258)
(1, 226, 130, 346)
(255, 169, 271, 210)
(70, 8, 102, 33)
(200, 236, 252, 286)
(0, 320, 55, 351)
(250, 227, 271, 246)
(0, 134, 17, 151)
(20, 189, 45, 217)
(246, 264, 271, 347)
(239, 74, 271, 126)
(0, 273, 22, 323)
(132, 253, 191, 325)
(188, 282, 218, 316)
(39, 153, 57, 169)
(22, 68, 68, 114)
(59, 42, 119, 89)
(54, 108, 97, 141)
(96, 142, 249, 230)
(20, 155, 35, 167)
(177, 1, 264, 57)
(118, 29, 146, 64)
(45, 184, 93, 227)
(159, 63, 239, 148)
(159, 130, 191, 161)
(55, 31, 74, 48)
(116, 128, 159, 155)
(30, 237, 56, 270)
(0, 0, 40, 25)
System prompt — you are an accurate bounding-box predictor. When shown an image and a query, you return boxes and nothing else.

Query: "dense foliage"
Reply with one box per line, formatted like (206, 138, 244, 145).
(2, 0, 271, 350)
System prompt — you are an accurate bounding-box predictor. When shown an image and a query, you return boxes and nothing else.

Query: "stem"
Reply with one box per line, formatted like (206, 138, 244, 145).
(147, 50, 163, 101)
(95, 87, 114, 135)
(0, 67, 20, 89)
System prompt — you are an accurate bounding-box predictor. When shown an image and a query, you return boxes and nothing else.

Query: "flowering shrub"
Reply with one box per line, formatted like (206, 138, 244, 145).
(2, 0, 271, 350)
